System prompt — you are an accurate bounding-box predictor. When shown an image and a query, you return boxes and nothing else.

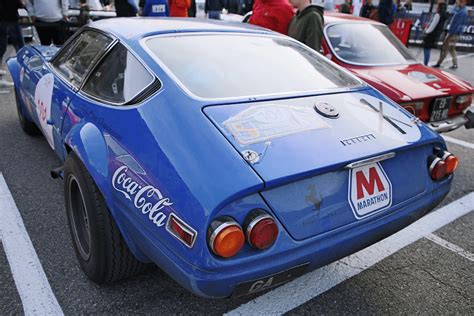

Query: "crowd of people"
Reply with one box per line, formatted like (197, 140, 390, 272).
(0, 0, 471, 87)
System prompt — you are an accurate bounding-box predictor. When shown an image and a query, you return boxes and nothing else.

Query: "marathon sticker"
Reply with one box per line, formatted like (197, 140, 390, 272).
(348, 162, 392, 219)
(223, 104, 329, 145)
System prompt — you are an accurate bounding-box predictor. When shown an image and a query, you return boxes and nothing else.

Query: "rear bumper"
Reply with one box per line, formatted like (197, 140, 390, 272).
(427, 113, 469, 133)
(137, 180, 451, 298)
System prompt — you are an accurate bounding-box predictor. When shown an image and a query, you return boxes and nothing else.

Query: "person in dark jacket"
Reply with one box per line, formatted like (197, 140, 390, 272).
(241, 0, 253, 14)
(422, 2, 447, 65)
(205, 0, 224, 19)
(288, 0, 324, 52)
(360, 0, 375, 18)
(378, 0, 394, 25)
(226, 0, 240, 14)
(115, 0, 139, 16)
(339, 0, 351, 14)
(0, 0, 25, 87)
(250, 0, 295, 34)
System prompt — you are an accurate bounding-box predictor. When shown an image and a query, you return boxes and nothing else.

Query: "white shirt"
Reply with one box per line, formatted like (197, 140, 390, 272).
(26, 0, 69, 22)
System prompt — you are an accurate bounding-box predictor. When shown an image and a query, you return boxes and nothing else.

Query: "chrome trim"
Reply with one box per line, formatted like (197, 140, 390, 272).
(323, 22, 419, 68)
(245, 214, 273, 247)
(345, 152, 396, 169)
(165, 213, 197, 249)
(429, 157, 442, 173)
(139, 32, 365, 102)
(428, 114, 469, 133)
(209, 220, 241, 255)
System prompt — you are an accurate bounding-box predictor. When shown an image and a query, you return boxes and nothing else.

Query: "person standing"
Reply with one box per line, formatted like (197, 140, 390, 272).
(250, 0, 295, 35)
(339, 0, 351, 14)
(360, 0, 375, 18)
(205, 0, 224, 19)
(422, 2, 447, 66)
(287, 0, 324, 51)
(115, 0, 139, 17)
(0, 0, 25, 87)
(188, 0, 196, 17)
(26, 0, 69, 45)
(142, 0, 169, 16)
(434, 0, 468, 69)
(169, 0, 190, 17)
(378, 0, 394, 25)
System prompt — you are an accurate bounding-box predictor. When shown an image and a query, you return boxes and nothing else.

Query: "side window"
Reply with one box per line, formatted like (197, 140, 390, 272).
(53, 30, 113, 87)
(82, 44, 155, 105)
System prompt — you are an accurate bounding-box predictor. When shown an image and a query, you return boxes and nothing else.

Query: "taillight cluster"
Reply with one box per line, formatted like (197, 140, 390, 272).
(207, 210, 279, 258)
(455, 94, 473, 110)
(400, 101, 424, 117)
(428, 149, 459, 181)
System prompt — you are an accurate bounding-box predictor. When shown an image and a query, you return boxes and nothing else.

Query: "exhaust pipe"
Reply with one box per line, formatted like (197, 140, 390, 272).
(50, 167, 63, 179)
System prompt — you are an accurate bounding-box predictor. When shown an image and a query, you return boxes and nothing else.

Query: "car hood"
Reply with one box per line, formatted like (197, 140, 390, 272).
(350, 63, 473, 102)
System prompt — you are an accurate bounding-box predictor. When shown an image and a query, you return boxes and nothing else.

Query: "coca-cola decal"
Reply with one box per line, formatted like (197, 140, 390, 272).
(112, 165, 173, 227)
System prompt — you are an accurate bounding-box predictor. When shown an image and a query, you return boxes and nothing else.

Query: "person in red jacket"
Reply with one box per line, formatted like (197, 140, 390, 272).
(169, 0, 191, 16)
(249, 0, 295, 35)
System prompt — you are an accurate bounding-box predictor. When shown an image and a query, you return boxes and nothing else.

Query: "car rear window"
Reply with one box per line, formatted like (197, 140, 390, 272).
(144, 34, 361, 99)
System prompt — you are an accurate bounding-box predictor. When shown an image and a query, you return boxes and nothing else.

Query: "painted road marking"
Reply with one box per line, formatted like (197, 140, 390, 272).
(425, 233, 474, 262)
(443, 136, 474, 150)
(226, 193, 474, 316)
(0, 173, 63, 315)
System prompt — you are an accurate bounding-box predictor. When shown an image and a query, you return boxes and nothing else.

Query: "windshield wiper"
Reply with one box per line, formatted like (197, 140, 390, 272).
(360, 98, 406, 134)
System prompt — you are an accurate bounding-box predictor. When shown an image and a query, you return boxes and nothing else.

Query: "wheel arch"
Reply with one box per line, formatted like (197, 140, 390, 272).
(63, 122, 150, 262)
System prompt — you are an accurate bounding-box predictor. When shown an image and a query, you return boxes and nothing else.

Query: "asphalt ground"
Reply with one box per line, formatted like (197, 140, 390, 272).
(0, 45, 473, 315)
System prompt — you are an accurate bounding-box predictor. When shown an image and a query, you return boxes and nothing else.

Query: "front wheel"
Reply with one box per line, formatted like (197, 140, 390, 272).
(64, 153, 147, 284)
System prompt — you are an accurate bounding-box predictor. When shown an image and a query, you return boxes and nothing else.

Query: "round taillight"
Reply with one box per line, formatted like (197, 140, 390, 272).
(429, 157, 447, 180)
(444, 155, 459, 175)
(208, 217, 244, 258)
(245, 210, 279, 250)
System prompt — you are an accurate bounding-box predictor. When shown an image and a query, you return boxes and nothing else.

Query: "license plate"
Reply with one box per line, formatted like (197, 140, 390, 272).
(232, 263, 309, 297)
(430, 97, 452, 122)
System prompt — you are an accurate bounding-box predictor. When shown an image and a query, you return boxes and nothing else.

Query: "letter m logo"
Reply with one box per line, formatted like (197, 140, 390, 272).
(348, 163, 392, 219)
(356, 167, 385, 199)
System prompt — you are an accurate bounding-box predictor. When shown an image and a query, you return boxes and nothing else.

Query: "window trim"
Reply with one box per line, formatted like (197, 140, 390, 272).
(140, 32, 364, 102)
(50, 27, 117, 90)
(323, 22, 419, 67)
(78, 41, 160, 107)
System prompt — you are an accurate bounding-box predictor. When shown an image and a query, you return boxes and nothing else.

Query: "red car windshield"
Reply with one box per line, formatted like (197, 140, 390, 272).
(325, 23, 417, 66)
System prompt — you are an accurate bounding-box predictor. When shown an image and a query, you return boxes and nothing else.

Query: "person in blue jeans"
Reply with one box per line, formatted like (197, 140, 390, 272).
(205, 0, 225, 19)
(434, 0, 468, 69)
(142, 0, 169, 16)
(422, 2, 448, 66)
(0, 0, 25, 87)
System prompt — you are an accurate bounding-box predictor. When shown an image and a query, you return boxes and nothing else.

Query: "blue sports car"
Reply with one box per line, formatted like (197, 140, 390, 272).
(8, 18, 458, 298)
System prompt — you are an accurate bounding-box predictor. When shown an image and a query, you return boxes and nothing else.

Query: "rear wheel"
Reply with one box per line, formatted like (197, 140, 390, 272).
(14, 89, 40, 135)
(64, 153, 147, 284)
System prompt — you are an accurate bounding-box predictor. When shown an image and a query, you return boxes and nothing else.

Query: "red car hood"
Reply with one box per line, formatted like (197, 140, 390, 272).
(349, 63, 473, 102)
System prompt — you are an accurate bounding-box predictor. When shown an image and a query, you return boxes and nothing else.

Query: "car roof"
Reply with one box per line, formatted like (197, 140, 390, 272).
(324, 12, 382, 25)
(91, 17, 273, 41)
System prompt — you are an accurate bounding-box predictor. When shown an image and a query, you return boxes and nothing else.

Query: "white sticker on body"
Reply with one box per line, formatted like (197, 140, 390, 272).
(348, 162, 392, 219)
(34, 73, 55, 149)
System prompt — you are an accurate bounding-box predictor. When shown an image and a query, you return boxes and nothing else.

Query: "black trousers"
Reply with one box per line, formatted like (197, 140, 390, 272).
(35, 20, 65, 45)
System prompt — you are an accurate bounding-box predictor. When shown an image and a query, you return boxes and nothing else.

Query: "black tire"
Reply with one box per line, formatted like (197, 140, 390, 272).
(64, 152, 147, 284)
(15, 89, 40, 135)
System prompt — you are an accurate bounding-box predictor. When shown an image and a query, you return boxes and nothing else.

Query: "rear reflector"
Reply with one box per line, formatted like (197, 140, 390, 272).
(166, 214, 197, 248)
(208, 217, 245, 258)
(244, 210, 279, 250)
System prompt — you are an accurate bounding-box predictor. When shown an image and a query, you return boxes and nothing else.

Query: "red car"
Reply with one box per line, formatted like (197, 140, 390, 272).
(322, 13, 474, 133)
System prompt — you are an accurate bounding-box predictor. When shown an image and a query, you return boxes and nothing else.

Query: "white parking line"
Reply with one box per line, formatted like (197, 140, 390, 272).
(442, 136, 474, 150)
(226, 193, 474, 316)
(424, 233, 474, 262)
(0, 173, 63, 315)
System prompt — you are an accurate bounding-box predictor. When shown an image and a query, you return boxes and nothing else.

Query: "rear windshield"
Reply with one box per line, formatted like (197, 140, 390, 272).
(325, 23, 417, 66)
(144, 34, 361, 99)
